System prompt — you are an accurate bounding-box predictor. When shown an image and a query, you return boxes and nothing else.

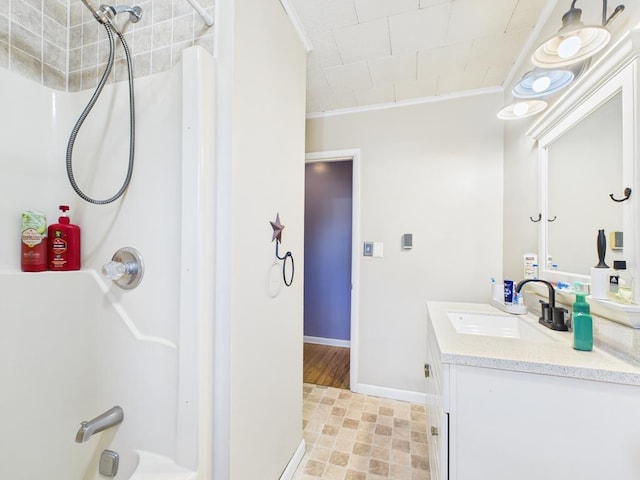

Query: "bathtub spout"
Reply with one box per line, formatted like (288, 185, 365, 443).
(75, 406, 124, 443)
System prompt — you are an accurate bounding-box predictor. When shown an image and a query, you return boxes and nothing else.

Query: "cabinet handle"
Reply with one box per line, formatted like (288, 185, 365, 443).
(431, 426, 439, 436)
(424, 363, 430, 378)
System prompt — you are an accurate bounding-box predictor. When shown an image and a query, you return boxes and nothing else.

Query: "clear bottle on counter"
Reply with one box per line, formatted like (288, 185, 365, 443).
(616, 261, 634, 304)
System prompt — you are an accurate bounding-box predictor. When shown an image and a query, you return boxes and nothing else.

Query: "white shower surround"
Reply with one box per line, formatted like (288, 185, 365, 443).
(0, 47, 214, 479)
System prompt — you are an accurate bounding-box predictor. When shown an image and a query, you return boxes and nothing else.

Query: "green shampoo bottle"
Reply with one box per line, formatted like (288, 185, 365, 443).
(572, 292, 593, 351)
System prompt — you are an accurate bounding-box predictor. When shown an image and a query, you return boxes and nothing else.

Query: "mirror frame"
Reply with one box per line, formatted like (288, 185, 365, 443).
(527, 29, 640, 303)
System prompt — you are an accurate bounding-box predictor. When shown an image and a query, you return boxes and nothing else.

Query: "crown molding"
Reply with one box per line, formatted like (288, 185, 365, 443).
(278, 0, 313, 53)
(306, 86, 503, 120)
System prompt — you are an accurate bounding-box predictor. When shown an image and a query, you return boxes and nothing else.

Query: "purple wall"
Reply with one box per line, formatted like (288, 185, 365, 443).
(304, 161, 353, 341)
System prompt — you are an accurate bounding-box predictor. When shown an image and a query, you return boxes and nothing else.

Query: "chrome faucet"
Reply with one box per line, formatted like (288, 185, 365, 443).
(75, 406, 124, 443)
(516, 279, 568, 331)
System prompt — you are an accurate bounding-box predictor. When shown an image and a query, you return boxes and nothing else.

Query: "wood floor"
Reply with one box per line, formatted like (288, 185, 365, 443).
(303, 342, 350, 390)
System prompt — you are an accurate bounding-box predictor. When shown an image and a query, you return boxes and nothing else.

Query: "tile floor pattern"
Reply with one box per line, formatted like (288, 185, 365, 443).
(293, 384, 431, 480)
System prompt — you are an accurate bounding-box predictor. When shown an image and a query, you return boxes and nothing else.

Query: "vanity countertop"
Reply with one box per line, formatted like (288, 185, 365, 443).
(427, 301, 640, 386)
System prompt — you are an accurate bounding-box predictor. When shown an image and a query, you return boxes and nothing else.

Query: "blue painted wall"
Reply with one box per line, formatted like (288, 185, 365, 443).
(304, 160, 353, 341)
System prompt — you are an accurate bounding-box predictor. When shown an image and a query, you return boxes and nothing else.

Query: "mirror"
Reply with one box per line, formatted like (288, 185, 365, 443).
(532, 58, 636, 284)
(546, 93, 623, 276)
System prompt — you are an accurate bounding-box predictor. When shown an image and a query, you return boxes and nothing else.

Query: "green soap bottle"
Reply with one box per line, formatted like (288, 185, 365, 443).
(572, 293, 593, 351)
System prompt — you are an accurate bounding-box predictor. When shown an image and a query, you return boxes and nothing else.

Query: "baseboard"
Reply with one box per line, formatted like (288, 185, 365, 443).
(279, 439, 305, 480)
(352, 382, 428, 404)
(304, 336, 351, 348)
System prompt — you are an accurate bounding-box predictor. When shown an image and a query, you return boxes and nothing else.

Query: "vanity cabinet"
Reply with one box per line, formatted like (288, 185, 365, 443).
(426, 306, 640, 480)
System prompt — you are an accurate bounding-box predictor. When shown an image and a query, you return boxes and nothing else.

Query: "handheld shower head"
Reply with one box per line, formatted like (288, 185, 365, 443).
(97, 4, 143, 24)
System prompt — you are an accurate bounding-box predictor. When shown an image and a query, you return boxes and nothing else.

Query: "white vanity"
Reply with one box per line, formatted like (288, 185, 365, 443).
(425, 301, 640, 480)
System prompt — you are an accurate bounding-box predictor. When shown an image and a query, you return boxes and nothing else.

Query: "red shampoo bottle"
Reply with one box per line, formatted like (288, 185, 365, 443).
(48, 205, 81, 271)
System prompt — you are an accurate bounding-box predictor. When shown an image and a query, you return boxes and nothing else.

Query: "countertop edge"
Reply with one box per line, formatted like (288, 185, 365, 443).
(428, 301, 640, 387)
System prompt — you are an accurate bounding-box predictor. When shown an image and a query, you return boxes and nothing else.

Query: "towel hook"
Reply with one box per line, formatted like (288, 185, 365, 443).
(610, 187, 632, 202)
(547, 215, 557, 222)
(270, 213, 295, 287)
(529, 213, 542, 223)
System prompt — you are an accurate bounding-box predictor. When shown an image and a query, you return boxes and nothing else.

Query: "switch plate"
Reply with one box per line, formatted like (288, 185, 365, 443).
(373, 242, 384, 258)
(363, 242, 373, 256)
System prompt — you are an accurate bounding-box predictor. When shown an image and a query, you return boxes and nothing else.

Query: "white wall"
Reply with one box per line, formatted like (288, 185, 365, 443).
(306, 92, 504, 396)
(214, 0, 307, 478)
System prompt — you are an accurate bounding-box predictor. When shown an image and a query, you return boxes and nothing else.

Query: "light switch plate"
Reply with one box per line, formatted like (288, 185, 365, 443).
(363, 242, 373, 256)
(373, 242, 384, 258)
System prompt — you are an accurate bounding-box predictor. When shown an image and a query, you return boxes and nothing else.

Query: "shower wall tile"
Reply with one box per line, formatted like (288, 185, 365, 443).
(0, 0, 68, 87)
(0, 15, 8, 43)
(43, 62, 66, 90)
(0, 41, 8, 68)
(12, 0, 42, 35)
(1, 0, 215, 91)
(11, 45, 41, 80)
(151, 46, 171, 74)
(11, 21, 42, 60)
(22, 0, 40, 11)
(133, 25, 152, 52)
(44, 1, 67, 27)
(69, 1, 82, 27)
(68, 0, 215, 91)
(133, 51, 151, 77)
(44, 40, 66, 72)
(69, 45, 81, 71)
(44, 16, 66, 48)
(173, 14, 194, 44)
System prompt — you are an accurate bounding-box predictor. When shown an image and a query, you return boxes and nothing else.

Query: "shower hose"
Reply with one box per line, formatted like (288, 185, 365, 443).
(66, 22, 135, 205)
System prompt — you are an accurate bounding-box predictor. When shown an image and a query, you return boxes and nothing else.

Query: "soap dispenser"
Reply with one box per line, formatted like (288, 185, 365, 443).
(48, 205, 81, 271)
(590, 229, 611, 299)
(572, 292, 593, 351)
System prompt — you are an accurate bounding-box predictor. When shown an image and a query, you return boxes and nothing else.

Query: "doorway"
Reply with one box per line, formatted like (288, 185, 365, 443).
(303, 150, 360, 390)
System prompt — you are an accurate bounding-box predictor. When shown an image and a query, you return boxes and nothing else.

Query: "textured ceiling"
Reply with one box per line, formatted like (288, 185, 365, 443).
(288, 0, 552, 115)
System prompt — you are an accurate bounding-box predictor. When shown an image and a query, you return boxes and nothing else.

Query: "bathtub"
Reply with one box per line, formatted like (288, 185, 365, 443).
(0, 46, 215, 479)
(0, 271, 179, 478)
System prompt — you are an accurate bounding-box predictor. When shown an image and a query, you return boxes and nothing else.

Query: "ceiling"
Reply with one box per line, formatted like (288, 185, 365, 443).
(287, 0, 554, 115)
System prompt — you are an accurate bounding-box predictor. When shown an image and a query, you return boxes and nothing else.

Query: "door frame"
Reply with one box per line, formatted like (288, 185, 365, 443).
(305, 148, 361, 390)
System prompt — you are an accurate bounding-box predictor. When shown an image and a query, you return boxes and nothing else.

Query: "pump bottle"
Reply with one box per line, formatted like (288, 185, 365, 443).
(48, 205, 81, 271)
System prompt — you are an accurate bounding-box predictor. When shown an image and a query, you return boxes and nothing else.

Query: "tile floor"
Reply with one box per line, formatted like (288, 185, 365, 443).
(293, 384, 431, 480)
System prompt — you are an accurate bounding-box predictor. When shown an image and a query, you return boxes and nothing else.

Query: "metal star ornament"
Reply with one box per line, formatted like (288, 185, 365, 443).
(270, 213, 285, 243)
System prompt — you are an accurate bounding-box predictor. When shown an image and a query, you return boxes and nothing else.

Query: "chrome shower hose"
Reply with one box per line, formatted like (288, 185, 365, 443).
(66, 22, 136, 205)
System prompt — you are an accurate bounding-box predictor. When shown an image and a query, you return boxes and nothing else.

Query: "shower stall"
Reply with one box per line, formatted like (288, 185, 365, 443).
(0, 0, 307, 478)
(0, 10, 215, 478)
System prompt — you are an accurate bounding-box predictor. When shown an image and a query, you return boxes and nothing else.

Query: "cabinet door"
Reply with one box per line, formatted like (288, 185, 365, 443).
(426, 318, 448, 480)
(426, 405, 448, 480)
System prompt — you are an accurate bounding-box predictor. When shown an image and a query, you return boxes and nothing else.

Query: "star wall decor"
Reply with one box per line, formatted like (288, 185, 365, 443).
(269, 212, 294, 287)
(270, 213, 285, 243)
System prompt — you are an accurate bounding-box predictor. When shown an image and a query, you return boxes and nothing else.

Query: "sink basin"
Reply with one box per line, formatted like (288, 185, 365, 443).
(447, 311, 554, 341)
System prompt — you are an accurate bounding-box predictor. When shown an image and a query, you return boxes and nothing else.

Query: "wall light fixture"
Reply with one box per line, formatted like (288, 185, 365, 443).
(531, 0, 624, 68)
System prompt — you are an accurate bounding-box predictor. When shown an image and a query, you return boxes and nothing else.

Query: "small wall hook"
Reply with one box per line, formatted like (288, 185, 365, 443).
(610, 187, 632, 203)
(529, 213, 542, 223)
(547, 215, 557, 222)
